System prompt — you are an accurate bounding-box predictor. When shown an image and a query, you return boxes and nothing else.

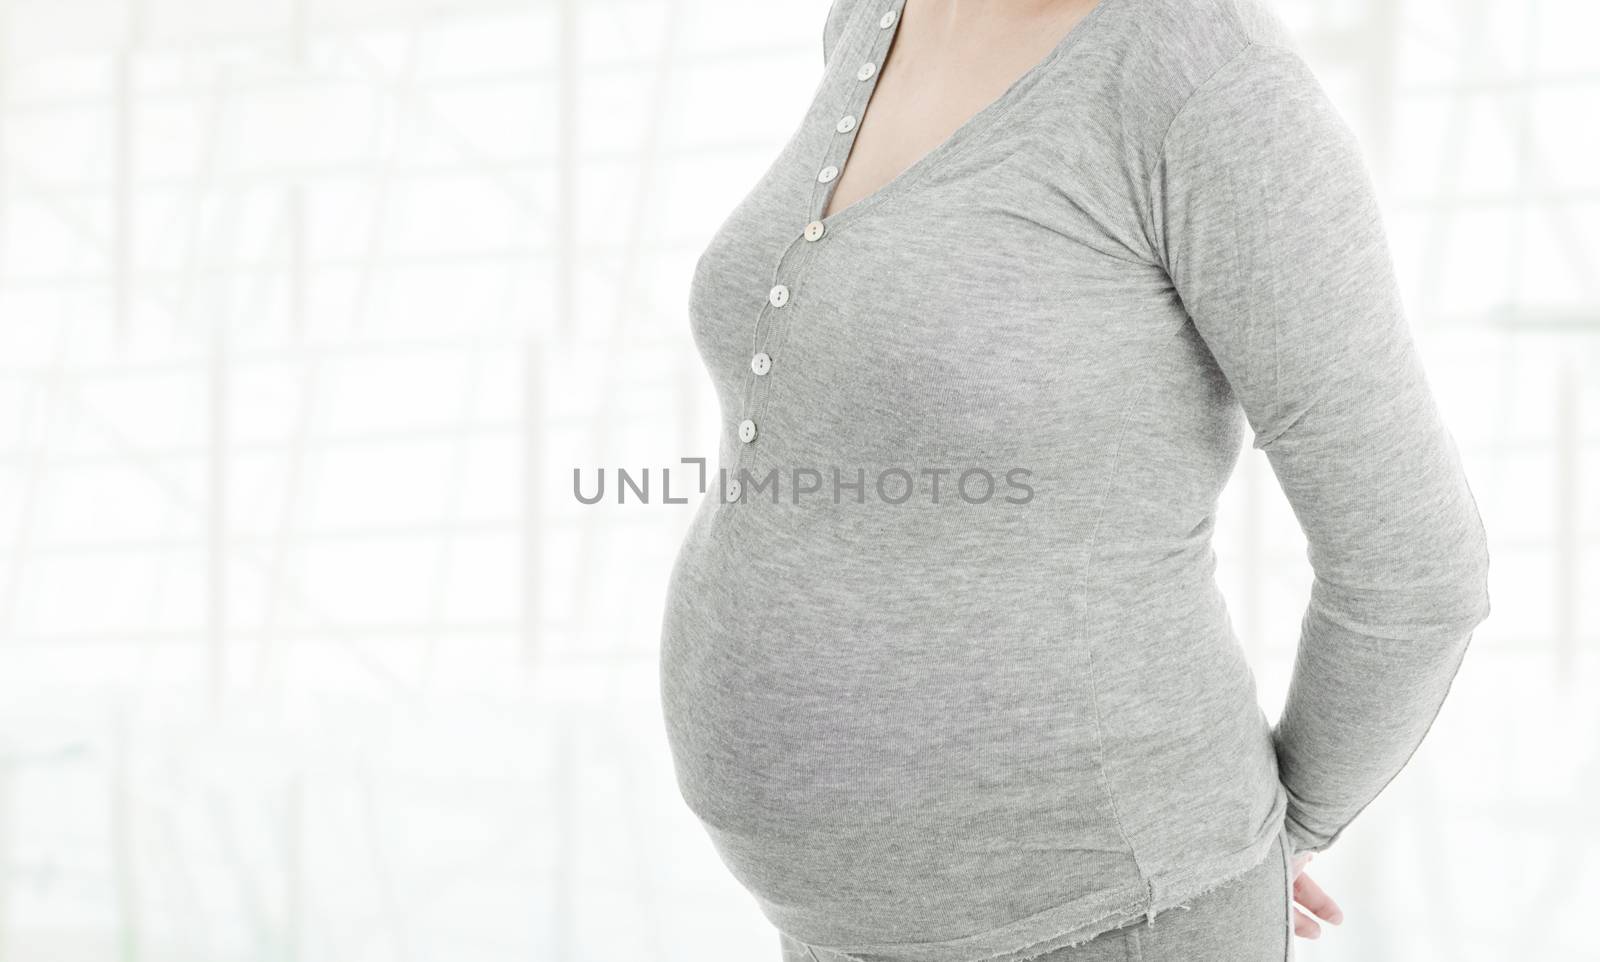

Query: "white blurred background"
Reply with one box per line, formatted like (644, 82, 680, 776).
(0, 0, 1595, 959)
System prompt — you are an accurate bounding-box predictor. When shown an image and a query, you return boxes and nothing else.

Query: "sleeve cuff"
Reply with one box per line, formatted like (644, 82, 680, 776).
(1283, 809, 1340, 860)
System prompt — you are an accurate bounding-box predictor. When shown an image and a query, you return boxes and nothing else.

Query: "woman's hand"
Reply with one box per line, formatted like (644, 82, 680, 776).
(1289, 852, 1345, 939)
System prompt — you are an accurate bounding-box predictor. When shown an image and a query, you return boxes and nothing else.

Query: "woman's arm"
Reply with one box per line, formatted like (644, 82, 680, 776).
(1148, 40, 1493, 859)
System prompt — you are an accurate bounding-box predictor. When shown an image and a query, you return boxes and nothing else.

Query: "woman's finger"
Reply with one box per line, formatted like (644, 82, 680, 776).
(1293, 871, 1346, 925)
(1293, 906, 1322, 939)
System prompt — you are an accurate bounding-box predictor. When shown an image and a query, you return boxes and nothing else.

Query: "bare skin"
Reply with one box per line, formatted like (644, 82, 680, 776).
(826, 0, 1348, 941)
(1291, 851, 1346, 939)
(823, 0, 1104, 219)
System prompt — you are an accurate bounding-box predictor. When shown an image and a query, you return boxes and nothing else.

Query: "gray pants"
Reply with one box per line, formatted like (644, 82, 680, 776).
(779, 828, 1295, 962)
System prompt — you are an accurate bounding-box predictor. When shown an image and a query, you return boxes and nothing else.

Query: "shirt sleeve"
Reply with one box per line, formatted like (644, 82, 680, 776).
(1148, 41, 1493, 858)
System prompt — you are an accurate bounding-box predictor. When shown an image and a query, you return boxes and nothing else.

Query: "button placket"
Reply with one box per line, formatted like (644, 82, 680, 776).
(726, 0, 905, 503)
(729, 230, 824, 491)
(810, 0, 906, 227)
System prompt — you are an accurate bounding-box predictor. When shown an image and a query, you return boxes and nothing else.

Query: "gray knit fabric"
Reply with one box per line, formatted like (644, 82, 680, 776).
(783, 823, 1297, 961)
(659, 0, 1492, 959)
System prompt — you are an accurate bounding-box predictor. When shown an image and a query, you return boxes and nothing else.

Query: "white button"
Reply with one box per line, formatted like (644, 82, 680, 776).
(768, 284, 790, 307)
(738, 419, 758, 444)
(818, 165, 838, 184)
(857, 62, 877, 81)
(751, 352, 772, 376)
(804, 220, 826, 242)
(837, 115, 857, 133)
(880, 9, 897, 28)
(725, 478, 742, 502)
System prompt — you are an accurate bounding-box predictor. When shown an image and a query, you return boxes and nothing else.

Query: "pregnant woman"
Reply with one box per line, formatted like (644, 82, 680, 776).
(658, 0, 1493, 959)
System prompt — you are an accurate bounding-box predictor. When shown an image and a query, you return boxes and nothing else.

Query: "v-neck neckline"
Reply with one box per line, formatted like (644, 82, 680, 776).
(813, 0, 1121, 234)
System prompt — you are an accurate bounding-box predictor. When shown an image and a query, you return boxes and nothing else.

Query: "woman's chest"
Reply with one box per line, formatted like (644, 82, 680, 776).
(687, 122, 1187, 445)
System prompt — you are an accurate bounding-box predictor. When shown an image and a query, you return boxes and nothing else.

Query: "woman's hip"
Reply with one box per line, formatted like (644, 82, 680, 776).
(777, 826, 1295, 962)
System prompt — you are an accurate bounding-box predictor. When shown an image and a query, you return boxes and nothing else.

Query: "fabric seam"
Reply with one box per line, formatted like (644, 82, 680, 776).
(1153, 40, 1326, 448)
(1143, 40, 1255, 268)
(1078, 327, 1184, 926)
(1281, 827, 1292, 962)
(1152, 40, 1310, 174)
(821, 0, 868, 70)
(1144, 38, 1312, 276)
(743, 237, 823, 483)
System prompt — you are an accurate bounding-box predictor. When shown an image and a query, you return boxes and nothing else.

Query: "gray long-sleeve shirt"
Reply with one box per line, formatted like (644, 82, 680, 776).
(658, 0, 1493, 958)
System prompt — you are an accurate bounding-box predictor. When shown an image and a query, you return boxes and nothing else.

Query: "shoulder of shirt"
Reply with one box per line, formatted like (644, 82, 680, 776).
(1096, 0, 1325, 151)
(1111, 0, 1303, 67)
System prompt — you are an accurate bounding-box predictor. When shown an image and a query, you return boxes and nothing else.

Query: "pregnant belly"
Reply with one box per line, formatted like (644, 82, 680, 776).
(655, 500, 1154, 946)
(657, 497, 1116, 834)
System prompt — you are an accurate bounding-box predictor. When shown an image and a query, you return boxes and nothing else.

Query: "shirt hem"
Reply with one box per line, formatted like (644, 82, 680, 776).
(778, 793, 1291, 962)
